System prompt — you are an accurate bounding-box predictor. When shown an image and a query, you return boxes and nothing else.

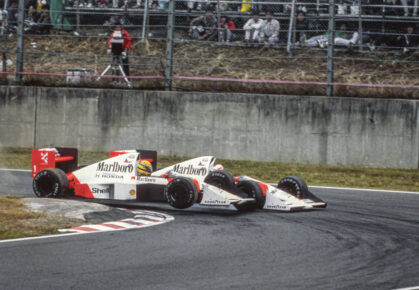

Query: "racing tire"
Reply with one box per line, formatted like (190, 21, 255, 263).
(234, 180, 265, 211)
(204, 170, 235, 191)
(33, 168, 69, 198)
(165, 177, 199, 209)
(277, 176, 309, 199)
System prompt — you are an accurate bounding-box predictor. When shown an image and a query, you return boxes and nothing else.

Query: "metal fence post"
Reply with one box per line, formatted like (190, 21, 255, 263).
(76, 1, 80, 34)
(216, 0, 221, 41)
(15, 0, 24, 83)
(141, 0, 150, 41)
(1, 0, 9, 76)
(358, 0, 363, 51)
(326, 0, 335, 97)
(164, 0, 174, 90)
(1, 0, 9, 35)
(286, 0, 296, 54)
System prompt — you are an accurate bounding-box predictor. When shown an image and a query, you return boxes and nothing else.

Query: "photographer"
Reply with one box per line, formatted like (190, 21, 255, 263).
(107, 24, 132, 77)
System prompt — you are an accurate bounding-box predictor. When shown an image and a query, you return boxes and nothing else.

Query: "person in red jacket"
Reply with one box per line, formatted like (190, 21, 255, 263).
(219, 16, 236, 42)
(108, 24, 132, 76)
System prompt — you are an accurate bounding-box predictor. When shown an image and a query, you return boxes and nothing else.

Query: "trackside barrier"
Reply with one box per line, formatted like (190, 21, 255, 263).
(1, 71, 419, 89)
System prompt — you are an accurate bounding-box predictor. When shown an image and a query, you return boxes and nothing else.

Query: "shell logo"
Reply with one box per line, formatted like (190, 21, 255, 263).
(129, 189, 136, 196)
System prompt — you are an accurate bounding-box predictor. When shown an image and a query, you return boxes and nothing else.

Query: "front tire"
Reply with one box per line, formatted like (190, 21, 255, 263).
(277, 176, 308, 199)
(165, 177, 199, 209)
(234, 180, 265, 211)
(33, 168, 69, 198)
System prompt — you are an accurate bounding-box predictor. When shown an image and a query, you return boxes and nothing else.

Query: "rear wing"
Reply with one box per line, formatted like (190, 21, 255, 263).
(32, 147, 78, 178)
(32, 148, 158, 178)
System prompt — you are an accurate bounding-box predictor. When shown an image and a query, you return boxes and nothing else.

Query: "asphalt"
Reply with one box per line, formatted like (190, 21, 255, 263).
(1, 169, 419, 289)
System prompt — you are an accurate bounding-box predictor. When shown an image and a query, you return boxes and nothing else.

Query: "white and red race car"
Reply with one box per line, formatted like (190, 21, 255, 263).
(32, 147, 327, 212)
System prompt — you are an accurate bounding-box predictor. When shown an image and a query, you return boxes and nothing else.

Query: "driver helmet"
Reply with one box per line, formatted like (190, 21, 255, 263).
(137, 160, 152, 176)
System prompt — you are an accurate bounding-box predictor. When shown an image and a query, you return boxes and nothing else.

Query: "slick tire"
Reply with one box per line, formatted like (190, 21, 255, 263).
(165, 177, 198, 209)
(234, 180, 265, 211)
(204, 170, 235, 191)
(277, 176, 309, 199)
(33, 168, 69, 198)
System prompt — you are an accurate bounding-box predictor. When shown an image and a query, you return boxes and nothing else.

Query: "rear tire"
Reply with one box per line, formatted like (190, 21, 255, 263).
(33, 168, 69, 198)
(277, 176, 308, 199)
(234, 180, 265, 211)
(165, 177, 198, 209)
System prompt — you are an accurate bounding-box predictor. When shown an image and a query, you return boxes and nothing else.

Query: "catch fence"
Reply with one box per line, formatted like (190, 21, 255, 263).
(1, 0, 418, 97)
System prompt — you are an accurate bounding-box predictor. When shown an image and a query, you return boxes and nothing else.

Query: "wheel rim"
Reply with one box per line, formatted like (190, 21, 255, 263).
(238, 186, 255, 199)
(207, 177, 227, 189)
(279, 183, 300, 198)
(36, 175, 55, 197)
(170, 184, 189, 204)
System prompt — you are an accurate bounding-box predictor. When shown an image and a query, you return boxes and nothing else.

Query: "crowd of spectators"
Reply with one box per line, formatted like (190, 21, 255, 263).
(186, 6, 418, 52)
(4, 0, 51, 33)
(1, 0, 418, 52)
(59, 0, 418, 17)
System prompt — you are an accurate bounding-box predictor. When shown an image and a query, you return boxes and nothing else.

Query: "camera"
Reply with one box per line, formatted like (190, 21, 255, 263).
(111, 30, 124, 55)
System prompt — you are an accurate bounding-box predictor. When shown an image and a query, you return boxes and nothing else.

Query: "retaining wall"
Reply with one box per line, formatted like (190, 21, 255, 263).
(0, 86, 418, 168)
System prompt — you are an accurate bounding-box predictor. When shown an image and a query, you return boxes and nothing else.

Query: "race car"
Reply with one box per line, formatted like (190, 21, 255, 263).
(31, 147, 327, 211)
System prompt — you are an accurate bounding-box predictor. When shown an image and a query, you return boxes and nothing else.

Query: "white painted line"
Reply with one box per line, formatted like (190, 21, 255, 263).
(309, 185, 419, 195)
(0, 168, 31, 172)
(268, 183, 419, 195)
(0, 232, 85, 243)
(394, 286, 419, 290)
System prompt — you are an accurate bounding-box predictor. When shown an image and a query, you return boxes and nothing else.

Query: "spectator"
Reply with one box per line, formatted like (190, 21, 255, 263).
(401, 0, 418, 16)
(303, 24, 359, 48)
(33, 3, 51, 34)
(337, 0, 360, 15)
(188, 0, 210, 11)
(240, 0, 251, 12)
(105, 14, 121, 32)
(295, 11, 310, 44)
(108, 24, 131, 77)
(217, 0, 233, 11)
(219, 15, 236, 42)
(158, 0, 169, 10)
(188, 8, 217, 41)
(7, 1, 18, 28)
(397, 25, 418, 52)
(334, 24, 359, 47)
(260, 10, 279, 44)
(370, 25, 418, 52)
(243, 11, 264, 43)
(27, 0, 42, 22)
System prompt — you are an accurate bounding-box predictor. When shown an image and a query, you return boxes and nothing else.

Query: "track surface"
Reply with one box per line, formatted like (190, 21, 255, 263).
(1, 169, 419, 289)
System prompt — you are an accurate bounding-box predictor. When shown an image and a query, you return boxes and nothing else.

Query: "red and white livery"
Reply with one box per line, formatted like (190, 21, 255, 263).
(32, 147, 326, 212)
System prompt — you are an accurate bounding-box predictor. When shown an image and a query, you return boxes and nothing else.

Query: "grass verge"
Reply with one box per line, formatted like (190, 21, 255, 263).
(0, 196, 82, 240)
(1, 147, 418, 192)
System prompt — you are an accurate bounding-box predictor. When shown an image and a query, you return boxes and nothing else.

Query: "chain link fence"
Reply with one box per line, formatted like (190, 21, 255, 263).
(1, 0, 418, 97)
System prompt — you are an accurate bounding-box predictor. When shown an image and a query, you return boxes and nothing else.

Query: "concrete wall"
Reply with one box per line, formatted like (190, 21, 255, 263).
(0, 86, 418, 168)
